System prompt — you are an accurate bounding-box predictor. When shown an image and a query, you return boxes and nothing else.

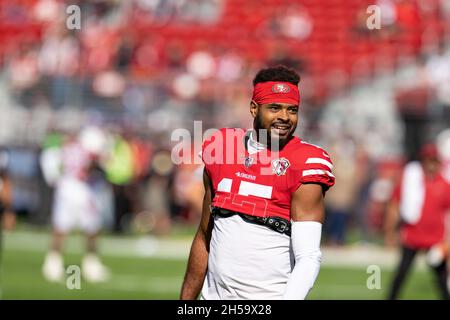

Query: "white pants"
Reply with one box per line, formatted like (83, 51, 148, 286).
(201, 214, 293, 299)
(52, 176, 101, 234)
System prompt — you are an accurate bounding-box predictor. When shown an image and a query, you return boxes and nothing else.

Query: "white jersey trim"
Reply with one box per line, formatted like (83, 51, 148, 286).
(302, 169, 335, 178)
(305, 157, 333, 169)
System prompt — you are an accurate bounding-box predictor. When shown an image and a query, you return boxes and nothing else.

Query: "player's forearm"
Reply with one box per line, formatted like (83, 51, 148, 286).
(180, 230, 209, 300)
(283, 221, 322, 300)
(283, 254, 321, 299)
(384, 201, 399, 244)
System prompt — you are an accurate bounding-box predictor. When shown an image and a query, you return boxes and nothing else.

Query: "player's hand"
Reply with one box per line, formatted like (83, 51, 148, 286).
(384, 232, 397, 248)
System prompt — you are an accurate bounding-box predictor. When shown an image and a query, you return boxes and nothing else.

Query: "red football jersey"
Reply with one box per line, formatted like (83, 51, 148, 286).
(202, 128, 335, 220)
(392, 170, 450, 248)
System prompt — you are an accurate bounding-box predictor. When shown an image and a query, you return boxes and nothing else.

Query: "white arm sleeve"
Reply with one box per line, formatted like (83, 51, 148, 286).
(282, 221, 323, 300)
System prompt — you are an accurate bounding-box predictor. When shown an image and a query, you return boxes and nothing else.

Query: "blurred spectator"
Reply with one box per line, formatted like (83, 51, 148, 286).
(216, 50, 244, 82)
(395, 56, 432, 161)
(8, 45, 40, 96)
(353, 0, 398, 39)
(0, 148, 14, 230)
(182, 164, 205, 224)
(171, 160, 203, 223)
(425, 42, 450, 126)
(186, 50, 216, 80)
(324, 138, 360, 246)
(279, 7, 313, 40)
(137, 150, 173, 235)
(33, 0, 62, 24)
(266, 5, 312, 40)
(104, 132, 135, 233)
(437, 128, 450, 179)
(37, 27, 80, 109)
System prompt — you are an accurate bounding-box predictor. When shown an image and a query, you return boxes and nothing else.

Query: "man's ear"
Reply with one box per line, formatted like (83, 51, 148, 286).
(250, 101, 258, 118)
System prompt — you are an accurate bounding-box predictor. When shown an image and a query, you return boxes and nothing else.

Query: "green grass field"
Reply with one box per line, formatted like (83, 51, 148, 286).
(0, 227, 444, 300)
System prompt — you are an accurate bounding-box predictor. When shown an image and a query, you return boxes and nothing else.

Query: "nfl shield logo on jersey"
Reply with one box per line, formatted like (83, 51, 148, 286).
(271, 158, 290, 176)
(244, 156, 254, 168)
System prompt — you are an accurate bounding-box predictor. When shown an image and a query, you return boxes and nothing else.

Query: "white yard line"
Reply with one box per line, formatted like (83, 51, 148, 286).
(3, 230, 190, 260)
(3, 230, 430, 270)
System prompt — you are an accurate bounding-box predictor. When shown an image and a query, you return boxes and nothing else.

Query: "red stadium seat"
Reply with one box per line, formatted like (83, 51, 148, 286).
(2, 0, 445, 100)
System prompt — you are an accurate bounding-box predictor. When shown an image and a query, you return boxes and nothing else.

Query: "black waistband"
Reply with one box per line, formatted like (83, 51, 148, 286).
(210, 206, 291, 236)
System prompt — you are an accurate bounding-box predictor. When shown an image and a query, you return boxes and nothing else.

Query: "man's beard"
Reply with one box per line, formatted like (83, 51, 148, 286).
(253, 112, 294, 151)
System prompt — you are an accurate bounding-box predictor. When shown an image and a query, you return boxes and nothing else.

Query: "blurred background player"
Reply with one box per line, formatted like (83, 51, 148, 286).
(41, 129, 110, 283)
(385, 143, 450, 300)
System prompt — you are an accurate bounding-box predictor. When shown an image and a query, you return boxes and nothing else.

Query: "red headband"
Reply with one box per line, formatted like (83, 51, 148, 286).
(252, 81, 300, 106)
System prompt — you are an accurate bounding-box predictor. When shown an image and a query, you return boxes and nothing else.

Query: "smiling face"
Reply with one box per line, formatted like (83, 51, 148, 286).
(250, 101, 299, 149)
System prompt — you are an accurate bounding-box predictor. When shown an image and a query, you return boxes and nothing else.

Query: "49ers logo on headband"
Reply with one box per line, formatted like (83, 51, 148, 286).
(252, 81, 300, 105)
(272, 83, 291, 94)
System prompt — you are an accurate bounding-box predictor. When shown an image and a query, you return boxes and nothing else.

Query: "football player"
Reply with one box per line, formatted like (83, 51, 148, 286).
(42, 130, 110, 283)
(385, 143, 450, 300)
(180, 65, 335, 300)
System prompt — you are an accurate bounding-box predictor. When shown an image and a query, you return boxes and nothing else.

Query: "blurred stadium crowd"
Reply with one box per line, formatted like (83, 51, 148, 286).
(0, 0, 450, 244)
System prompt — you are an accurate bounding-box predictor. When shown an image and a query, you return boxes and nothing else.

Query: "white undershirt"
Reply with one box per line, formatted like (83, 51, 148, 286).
(200, 214, 293, 300)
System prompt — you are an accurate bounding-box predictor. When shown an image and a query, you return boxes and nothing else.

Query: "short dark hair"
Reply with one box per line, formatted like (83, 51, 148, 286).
(253, 65, 300, 86)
